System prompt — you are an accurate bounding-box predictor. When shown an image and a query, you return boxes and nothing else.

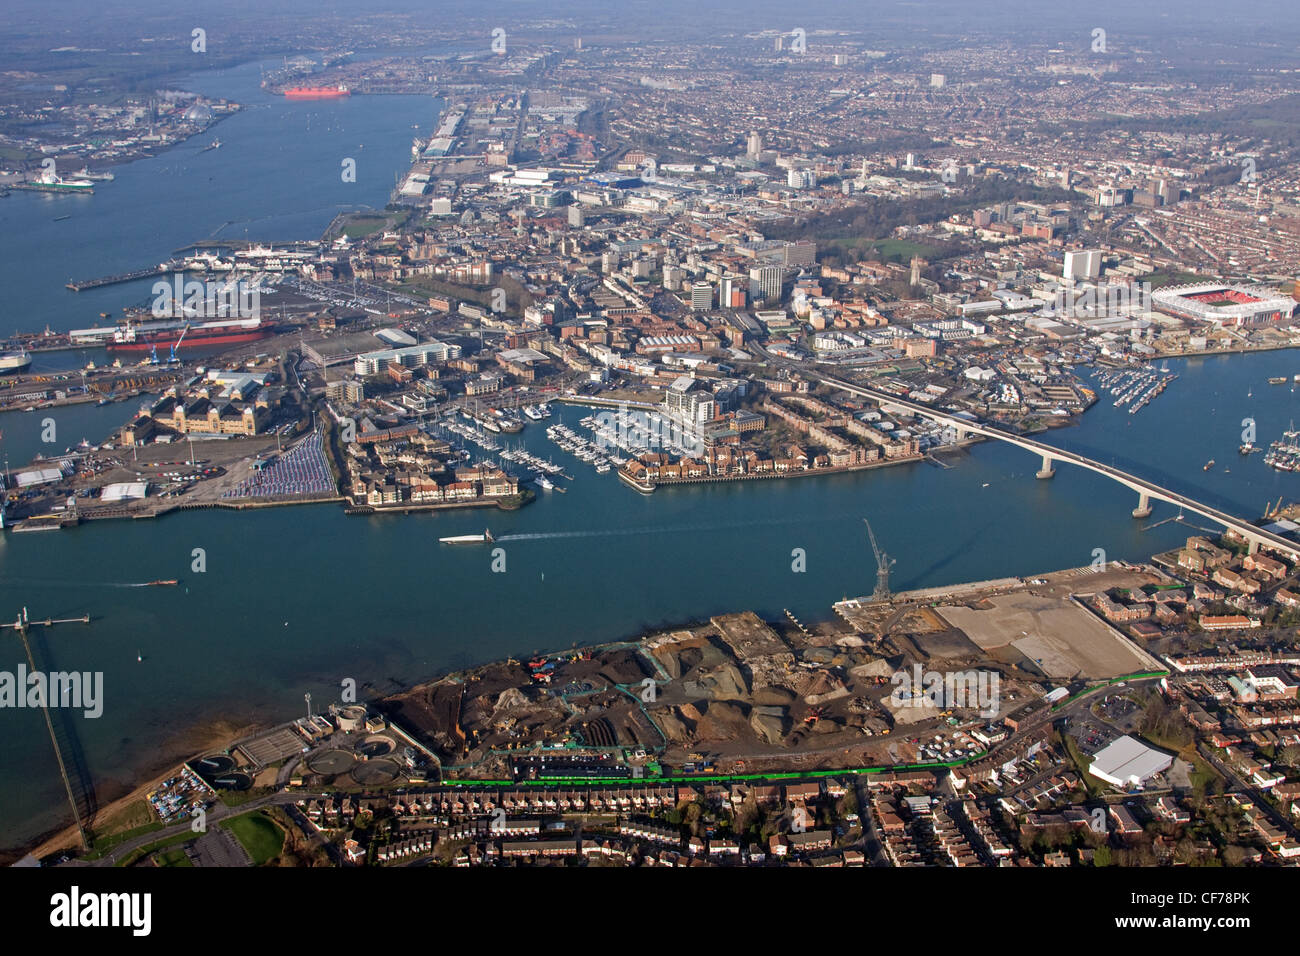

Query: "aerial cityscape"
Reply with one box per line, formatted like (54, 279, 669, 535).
(1, 0, 1298, 919)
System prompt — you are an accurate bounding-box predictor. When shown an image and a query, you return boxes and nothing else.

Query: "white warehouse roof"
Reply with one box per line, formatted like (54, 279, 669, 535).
(1088, 735, 1173, 789)
(15, 467, 63, 488)
(101, 481, 149, 503)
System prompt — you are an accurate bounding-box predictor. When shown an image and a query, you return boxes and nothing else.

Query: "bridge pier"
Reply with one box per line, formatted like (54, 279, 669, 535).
(1035, 453, 1056, 480)
(1131, 492, 1152, 519)
(1248, 538, 1260, 555)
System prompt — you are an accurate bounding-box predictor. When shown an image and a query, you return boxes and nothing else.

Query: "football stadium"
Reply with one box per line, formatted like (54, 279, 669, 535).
(1150, 281, 1297, 328)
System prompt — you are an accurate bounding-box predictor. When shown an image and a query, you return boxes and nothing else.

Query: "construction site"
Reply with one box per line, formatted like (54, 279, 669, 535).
(379, 521, 1166, 781)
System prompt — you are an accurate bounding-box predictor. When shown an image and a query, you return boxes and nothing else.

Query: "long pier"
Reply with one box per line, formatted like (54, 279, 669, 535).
(66, 262, 175, 292)
(0, 614, 91, 630)
(4, 608, 93, 849)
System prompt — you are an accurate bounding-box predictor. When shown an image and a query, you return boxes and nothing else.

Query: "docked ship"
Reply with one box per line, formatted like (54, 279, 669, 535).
(28, 168, 93, 191)
(0, 349, 32, 373)
(283, 85, 350, 99)
(439, 529, 494, 545)
(106, 316, 273, 353)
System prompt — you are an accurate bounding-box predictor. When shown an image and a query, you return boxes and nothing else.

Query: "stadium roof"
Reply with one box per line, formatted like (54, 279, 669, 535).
(1151, 282, 1296, 322)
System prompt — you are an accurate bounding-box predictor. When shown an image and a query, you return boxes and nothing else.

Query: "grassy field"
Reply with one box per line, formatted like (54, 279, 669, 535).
(156, 848, 193, 868)
(116, 831, 195, 867)
(0, 146, 42, 164)
(227, 812, 285, 866)
(395, 273, 534, 314)
(340, 216, 390, 239)
(83, 800, 162, 860)
(218, 786, 275, 809)
(822, 237, 944, 262)
(1144, 271, 1212, 289)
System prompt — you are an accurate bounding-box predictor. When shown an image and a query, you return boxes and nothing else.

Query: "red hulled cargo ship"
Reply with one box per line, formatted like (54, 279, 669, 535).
(283, 85, 350, 99)
(106, 317, 274, 353)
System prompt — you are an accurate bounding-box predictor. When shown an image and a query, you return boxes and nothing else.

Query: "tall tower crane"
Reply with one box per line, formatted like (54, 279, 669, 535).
(864, 517, 896, 604)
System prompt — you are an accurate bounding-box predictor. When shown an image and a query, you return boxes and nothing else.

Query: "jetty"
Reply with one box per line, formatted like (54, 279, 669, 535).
(66, 261, 178, 292)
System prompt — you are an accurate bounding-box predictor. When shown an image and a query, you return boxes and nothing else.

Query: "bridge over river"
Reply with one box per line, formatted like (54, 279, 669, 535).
(819, 374, 1297, 559)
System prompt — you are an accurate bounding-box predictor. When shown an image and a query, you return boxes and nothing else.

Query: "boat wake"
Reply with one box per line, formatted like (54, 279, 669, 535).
(494, 512, 867, 543)
(0, 578, 174, 590)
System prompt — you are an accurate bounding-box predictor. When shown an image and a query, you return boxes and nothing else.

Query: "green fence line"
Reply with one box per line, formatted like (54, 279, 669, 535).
(431, 671, 1170, 789)
(1051, 670, 1169, 712)
(442, 752, 989, 789)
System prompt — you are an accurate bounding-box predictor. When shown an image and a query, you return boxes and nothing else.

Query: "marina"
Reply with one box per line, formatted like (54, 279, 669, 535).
(1265, 424, 1300, 473)
(545, 421, 619, 475)
(1090, 364, 1178, 415)
(432, 415, 502, 453)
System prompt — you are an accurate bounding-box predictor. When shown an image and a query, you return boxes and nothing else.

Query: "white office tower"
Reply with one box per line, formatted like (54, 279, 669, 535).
(690, 281, 714, 311)
(602, 250, 620, 273)
(787, 168, 815, 189)
(747, 131, 763, 158)
(930, 73, 946, 88)
(1063, 249, 1103, 280)
(751, 264, 783, 302)
(1097, 185, 1123, 207)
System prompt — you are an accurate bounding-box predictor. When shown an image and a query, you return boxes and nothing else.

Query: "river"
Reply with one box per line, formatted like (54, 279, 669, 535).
(1, 59, 1298, 854)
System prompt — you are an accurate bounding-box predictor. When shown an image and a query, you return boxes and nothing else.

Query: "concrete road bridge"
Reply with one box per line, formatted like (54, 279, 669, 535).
(818, 374, 1297, 558)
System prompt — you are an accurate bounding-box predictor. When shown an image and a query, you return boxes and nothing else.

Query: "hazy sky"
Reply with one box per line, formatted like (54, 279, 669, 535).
(4, 0, 1298, 45)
